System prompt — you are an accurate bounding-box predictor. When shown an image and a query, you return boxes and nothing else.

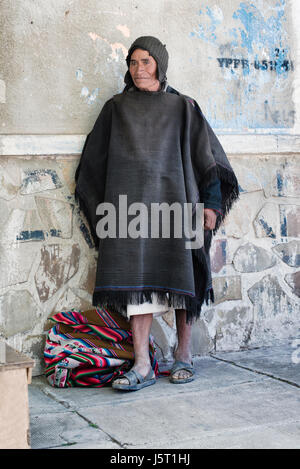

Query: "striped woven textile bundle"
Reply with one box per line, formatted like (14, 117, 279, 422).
(44, 306, 160, 388)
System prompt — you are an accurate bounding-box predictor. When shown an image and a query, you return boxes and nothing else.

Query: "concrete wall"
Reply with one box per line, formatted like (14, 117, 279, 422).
(0, 0, 299, 374)
(0, 0, 299, 133)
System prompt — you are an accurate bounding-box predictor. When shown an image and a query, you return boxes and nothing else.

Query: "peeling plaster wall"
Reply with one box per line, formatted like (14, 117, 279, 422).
(0, 0, 298, 133)
(0, 0, 299, 375)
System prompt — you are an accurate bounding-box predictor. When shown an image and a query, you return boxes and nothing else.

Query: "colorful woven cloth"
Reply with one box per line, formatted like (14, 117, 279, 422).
(44, 306, 160, 388)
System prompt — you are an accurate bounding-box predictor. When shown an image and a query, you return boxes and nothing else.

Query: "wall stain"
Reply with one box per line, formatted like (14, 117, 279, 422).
(190, 1, 293, 130)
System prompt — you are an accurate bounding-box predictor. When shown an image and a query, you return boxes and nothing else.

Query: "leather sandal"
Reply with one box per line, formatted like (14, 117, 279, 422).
(112, 367, 156, 391)
(169, 360, 194, 384)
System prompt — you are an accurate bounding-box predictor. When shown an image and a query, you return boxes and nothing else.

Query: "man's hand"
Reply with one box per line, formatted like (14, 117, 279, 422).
(204, 208, 217, 230)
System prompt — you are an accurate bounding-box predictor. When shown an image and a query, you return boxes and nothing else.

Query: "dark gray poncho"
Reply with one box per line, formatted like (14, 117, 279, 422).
(75, 85, 239, 322)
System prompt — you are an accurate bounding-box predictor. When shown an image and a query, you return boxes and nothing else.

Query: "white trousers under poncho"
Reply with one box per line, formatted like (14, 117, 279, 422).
(127, 292, 172, 318)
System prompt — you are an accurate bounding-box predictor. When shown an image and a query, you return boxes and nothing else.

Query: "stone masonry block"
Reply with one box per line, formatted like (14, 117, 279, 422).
(254, 203, 279, 239)
(35, 196, 74, 239)
(214, 305, 254, 351)
(233, 242, 277, 272)
(285, 271, 300, 298)
(280, 205, 300, 237)
(212, 276, 242, 304)
(231, 161, 262, 194)
(191, 319, 214, 355)
(272, 241, 300, 267)
(150, 317, 176, 361)
(247, 274, 298, 345)
(248, 274, 294, 318)
(210, 239, 227, 273)
(20, 169, 62, 195)
(0, 244, 36, 289)
(54, 288, 93, 313)
(272, 169, 300, 198)
(35, 244, 80, 302)
(223, 191, 265, 238)
(0, 172, 19, 200)
(0, 290, 40, 337)
(0, 208, 45, 244)
(162, 310, 175, 329)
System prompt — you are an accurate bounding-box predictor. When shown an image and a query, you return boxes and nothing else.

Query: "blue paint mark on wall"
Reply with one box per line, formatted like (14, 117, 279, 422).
(232, 1, 290, 78)
(49, 229, 62, 237)
(190, 6, 223, 44)
(232, 1, 286, 56)
(21, 169, 62, 191)
(258, 218, 276, 238)
(276, 171, 284, 195)
(190, 1, 293, 130)
(16, 230, 45, 241)
(229, 28, 239, 48)
(280, 213, 287, 237)
(221, 239, 227, 263)
(79, 221, 94, 248)
(80, 80, 100, 105)
(15, 228, 70, 241)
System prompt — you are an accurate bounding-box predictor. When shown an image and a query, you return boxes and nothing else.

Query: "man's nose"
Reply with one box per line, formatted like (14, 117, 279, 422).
(136, 62, 145, 72)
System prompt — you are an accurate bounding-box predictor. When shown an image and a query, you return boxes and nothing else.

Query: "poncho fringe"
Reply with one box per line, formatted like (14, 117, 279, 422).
(92, 225, 215, 324)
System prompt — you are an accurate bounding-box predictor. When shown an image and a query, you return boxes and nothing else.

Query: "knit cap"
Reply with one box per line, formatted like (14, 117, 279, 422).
(124, 36, 169, 87)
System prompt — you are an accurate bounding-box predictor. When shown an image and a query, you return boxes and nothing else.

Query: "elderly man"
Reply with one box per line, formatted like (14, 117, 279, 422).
(75, 36, 238, 391)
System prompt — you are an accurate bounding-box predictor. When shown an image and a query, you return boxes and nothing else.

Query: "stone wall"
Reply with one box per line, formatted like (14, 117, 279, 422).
(203, 154, 300, 352)
(0, 152, 299, 374)
(0, 155, 97, 374)
(145, 153, 300, 361)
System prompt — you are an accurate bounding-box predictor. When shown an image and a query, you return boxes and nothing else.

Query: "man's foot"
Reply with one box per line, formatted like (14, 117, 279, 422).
(113, 362, 152, 386)
(170, 360, 194, 384)
(112, 365, 156, 391)
(171, 350, 193, 382)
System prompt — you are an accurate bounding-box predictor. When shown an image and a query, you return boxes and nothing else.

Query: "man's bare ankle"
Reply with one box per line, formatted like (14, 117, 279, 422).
(133, 361, 151, 376)
(174, 348, 192, 364)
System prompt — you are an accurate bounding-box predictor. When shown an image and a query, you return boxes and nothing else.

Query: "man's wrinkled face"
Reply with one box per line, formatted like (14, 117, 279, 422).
(129, 48, 159, 91)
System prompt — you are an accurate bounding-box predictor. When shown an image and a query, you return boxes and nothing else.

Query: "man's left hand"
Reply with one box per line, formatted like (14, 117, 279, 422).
(204, 208, 217, 230)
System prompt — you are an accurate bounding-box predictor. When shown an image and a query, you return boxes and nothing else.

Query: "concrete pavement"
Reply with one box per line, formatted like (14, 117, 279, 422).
(28, 338, 300, 449)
